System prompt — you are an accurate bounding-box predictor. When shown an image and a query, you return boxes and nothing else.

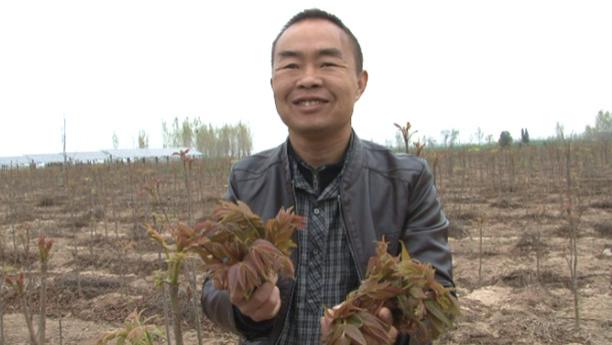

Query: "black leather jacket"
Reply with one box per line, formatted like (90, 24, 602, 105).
(201, 133, 453, 345)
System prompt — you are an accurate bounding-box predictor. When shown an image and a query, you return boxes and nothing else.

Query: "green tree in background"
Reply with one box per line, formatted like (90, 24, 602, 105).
(555, 122, 565, 141)
(584, 110, 612, 139)
(498, 131, 513, 147)
(161, 117, 253, 159)
(440, 129, 459, 147)
(112, 132, 119, 149)
(521, 128, 530, 144)
(138, 130, 149, 149)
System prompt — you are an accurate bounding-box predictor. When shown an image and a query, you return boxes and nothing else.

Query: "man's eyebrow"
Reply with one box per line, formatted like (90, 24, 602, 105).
(318, 48, 343, 58)
(276, 48, 344, 59)
(277, 50, 302, 59)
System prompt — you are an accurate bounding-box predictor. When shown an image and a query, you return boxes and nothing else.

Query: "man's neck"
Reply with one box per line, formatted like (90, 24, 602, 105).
(288, 128, 351, 168)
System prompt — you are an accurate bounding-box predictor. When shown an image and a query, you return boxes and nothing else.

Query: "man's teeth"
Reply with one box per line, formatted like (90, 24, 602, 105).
(298, 100, 323, 106)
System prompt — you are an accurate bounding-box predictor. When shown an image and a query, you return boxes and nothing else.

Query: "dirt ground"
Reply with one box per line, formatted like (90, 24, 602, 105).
(1, 149, 611, 345)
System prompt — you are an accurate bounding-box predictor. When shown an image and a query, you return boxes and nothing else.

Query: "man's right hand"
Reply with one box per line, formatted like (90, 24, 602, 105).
(230, 281, 281, 322)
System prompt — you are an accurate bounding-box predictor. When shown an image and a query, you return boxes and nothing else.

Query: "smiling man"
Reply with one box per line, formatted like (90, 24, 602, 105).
(201, 8, 453, 345)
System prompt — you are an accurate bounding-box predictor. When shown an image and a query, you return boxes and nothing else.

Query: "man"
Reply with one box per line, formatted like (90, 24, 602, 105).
(201, 8, 453, 345)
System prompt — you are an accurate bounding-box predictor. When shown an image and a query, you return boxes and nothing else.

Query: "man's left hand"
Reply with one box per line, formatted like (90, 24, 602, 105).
(320, 305, 398, 344)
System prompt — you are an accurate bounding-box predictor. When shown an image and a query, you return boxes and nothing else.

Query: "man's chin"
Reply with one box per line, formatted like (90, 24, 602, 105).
(289, 125, 349, 141)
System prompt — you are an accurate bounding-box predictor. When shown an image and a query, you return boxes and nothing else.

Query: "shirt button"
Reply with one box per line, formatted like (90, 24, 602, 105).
(313, 208, 320, 215)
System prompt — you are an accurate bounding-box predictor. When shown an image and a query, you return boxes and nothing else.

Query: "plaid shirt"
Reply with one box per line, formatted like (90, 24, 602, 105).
(276, 149, 360, 345)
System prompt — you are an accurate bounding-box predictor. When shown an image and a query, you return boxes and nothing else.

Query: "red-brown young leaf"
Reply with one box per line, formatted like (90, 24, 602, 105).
(5, 272, 25, 295)
(37, 235, 54, 263)
(173, 148, 193, 163)
(227, 261, 262, 301)
(172, 223, 197, 252)
(326, 240, 459, 343)
(213, 201, 265, 240)
(344, 323, 367, 345)
(244, 239, 293, 282)
(358, 311, 394, 345)
(189, 201, 302, 302)
(264, 207, 304, 255)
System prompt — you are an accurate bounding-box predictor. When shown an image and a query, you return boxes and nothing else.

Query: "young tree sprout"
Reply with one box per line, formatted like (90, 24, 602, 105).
(96, 309, 164, 345)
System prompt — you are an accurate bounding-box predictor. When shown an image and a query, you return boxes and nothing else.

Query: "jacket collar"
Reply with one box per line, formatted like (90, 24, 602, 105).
(278, 129, 365, 191)
(340, 130, 365, 191)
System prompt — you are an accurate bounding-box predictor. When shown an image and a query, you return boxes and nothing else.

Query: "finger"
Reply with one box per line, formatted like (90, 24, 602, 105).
(387, 325, 399, 343)
(377, 307, 393, 324)
(377, 308, 398, 343)
(249, 286, 281, 321)
(320, 315, 331, 338)
(320, 303, 343, 338)
(236, 281, 274, 315)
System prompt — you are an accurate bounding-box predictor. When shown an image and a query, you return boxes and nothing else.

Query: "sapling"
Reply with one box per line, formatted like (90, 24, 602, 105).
(146, 221, 197, 345)
(186, 260, 203, 345)
(0, 266, 5, 345)
(37, 235, 53, 345)
(394, 122, 418, 154)
(477, 214, 485, 286)
(142, 176, 174, 341)
(533, 207, 547, 283)
(173, 149, 203, 345)
(5, 273, 37, 345)
(563, 141, 583, 330)
(156, 250, 172, 345)
(413, 142, 426, 157)
(173, 149, 194, 224)
(96, 309, 164, 345)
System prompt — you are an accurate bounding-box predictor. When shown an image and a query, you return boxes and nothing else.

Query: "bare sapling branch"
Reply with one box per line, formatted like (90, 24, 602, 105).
(563, 140, 583, 330)
(37, 235, 53, 345)
(5, 273, 38, 345)
(173, 149, 194, 224)
(478, 214, 485, 286)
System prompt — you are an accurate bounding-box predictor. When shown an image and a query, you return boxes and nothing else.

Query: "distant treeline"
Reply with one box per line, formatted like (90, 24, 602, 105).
(161, 117, 252, 159)
(388, 110, 612, 153)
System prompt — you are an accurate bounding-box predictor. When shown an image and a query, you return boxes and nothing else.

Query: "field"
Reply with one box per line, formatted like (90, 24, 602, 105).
(1, 140, 611, 345)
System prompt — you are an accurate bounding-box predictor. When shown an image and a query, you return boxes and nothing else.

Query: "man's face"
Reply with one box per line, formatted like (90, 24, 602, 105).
(271, 19, 368, 140)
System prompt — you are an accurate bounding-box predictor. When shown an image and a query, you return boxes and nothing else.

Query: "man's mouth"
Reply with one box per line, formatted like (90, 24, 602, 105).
(292, 96, 329, 107)
(295, 99, 325, 106)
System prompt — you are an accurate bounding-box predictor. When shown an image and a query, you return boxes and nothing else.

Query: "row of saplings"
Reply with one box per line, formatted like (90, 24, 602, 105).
(4, 201, 459, 345)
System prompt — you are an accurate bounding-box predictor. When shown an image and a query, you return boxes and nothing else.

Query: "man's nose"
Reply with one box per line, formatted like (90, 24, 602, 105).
(296, 66, 322, 88)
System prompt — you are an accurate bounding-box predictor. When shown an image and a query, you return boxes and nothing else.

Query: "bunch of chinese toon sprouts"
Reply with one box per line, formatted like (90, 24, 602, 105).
(322, 241, 460, 345)
(144, 200, 304, 344)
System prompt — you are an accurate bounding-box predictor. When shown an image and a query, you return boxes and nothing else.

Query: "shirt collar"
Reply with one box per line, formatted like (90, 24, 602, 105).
(287, 135, 353, 193)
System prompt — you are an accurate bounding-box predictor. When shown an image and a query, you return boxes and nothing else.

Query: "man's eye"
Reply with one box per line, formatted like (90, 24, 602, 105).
(321, 62, 338, 68)
(283, 63, 299, 69)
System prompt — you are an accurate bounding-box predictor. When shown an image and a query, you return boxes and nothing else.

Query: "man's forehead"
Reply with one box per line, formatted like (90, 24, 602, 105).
(275, 18, 349, 49)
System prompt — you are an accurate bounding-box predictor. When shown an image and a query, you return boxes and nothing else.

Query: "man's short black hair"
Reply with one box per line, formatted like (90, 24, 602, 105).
(271, 8, 364, 73)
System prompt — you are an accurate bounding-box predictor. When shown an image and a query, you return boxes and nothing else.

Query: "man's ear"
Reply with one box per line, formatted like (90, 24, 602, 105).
(355, 70, 368, 101)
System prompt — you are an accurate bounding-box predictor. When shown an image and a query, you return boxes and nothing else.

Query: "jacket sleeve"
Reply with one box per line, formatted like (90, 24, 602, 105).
(201, 278, 239, 333)
(200, 168, 275, 338)
(402, 160, 454, 288)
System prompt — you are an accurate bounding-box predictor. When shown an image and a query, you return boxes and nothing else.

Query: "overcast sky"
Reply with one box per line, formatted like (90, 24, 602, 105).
(1, 0, 611, 156)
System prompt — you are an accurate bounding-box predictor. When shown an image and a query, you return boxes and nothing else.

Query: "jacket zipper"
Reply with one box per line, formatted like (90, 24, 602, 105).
(273, 180, 299, 345)
(338, 194, 364, 281)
